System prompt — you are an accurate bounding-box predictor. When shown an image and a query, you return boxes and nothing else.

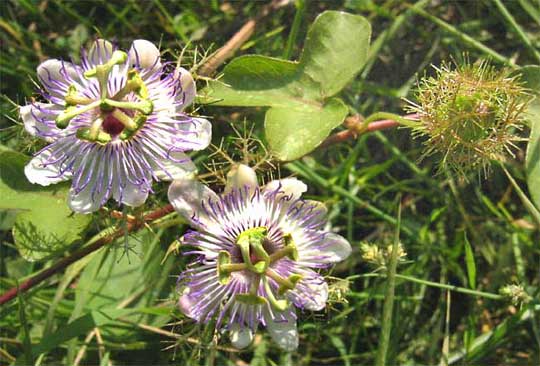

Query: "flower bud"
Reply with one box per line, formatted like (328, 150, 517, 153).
(406, 60, 532, 177)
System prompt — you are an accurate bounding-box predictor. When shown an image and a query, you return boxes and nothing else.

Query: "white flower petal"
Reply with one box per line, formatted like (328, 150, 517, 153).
(229, 324, 253, 349)
(68, 156, 111, 214)
(304, 199, 328, 217)
(289, 273, 328, 311)
(128, 39, 161, 72)
(24, 149, 69, 186)
(300, 232, 352, 264)
(88, 39, 114, 66)
(175, 67, 196, 109)
(178, 288, 199, 321)
(168, 177, 220, 229)
(265, 310, 299, 351)
(68, 182, 109, 214)
(20, 103, 63, 142)
(178, 117, 212, 151)
(263, 177, 307, 201)
(224, 164, 258, 194)
(153, 152, 196, 181)
(37, 59, 82, 96)
(120, 182, 149, 207)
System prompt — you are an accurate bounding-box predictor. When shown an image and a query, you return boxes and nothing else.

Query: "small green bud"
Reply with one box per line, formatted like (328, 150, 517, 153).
(499, 284, 531, 306)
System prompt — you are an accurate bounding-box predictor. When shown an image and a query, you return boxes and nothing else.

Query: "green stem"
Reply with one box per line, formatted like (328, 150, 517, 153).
(348, 273, 504, 300)
(375, 197, 402, 366)
(360, 112, 418, 131)
(492, 0, 540, 63)
(282, 0, 306, 59)
(500, 163, 540, 227)
(410, 6, 514, 66)
(286, 161, 415, 237)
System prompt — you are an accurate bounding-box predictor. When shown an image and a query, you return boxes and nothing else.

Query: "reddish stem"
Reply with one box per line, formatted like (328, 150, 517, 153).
(0, 205, 174, 306)
(321, 113, 419, 148)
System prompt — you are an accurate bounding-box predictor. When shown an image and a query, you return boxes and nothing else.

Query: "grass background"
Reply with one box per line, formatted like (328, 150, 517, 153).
(1, 0, 539, 365)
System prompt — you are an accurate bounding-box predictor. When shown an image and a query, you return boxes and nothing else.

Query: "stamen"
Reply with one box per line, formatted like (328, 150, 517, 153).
(76, 117, 112, 145)
(55, 100, 100, 128)
(265, 268, 303, 295)
(102, 99, 153, 115)
(65, 85, 93, 106)
(235, 226, 270, 274)
(217, 251, 247, 285)
(84, 50, 127, 100)
(119, 114, 147, 140)
(269, 234, 298, 262)
(235, 293, 267, 305)
(262, 275, 288, 311)
(113, 69, 149, 100)
(110, 109, 138, 130)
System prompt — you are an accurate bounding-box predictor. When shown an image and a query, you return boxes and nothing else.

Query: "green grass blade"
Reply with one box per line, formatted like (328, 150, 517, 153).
(375, 197, 402, 366)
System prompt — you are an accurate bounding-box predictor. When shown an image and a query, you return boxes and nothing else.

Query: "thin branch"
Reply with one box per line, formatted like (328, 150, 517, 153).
(197, 0, 292, 77)
(0, 205, 174, 306)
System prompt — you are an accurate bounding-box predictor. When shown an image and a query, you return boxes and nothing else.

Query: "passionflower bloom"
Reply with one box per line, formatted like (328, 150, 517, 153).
(169, 164, 352, 350)
(21, 39, 211, 213)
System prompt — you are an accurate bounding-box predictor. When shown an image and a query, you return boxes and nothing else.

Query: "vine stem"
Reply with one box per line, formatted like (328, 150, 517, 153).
(348, 273, 503, 300)
(197, 0, 293, 77)
(320, 113, 419, 148)
(0, 205, 174, 306)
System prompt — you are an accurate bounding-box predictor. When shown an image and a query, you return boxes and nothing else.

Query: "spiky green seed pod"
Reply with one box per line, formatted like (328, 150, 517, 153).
(407, 60, 532, 177)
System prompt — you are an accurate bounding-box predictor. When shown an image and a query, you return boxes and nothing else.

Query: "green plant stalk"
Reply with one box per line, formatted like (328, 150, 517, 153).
(286, 161, 414, 237)
(362, 0, 431, 78)
(17, 281, 33, 366)
(375, 198, 402, 366)
(500, 163, 540, 227)
(492, 0, 540, 63)
(348, 273, 504, 300)
(410, 6, 513, 66)
(283, 0, 306, 59)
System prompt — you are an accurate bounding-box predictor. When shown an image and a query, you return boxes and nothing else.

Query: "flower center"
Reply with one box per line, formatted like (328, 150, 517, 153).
(102, 111, 126, 136)
(54, 50, 154, 145)
(216, 227, 302, 312)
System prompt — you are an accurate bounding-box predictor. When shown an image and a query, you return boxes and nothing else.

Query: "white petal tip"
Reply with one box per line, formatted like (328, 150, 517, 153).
(225, 164, 258, 193)
(230, 325, 253, 349)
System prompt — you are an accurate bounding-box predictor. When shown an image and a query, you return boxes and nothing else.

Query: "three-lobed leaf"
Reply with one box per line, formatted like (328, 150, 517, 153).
(201, 11, 371, 160)
(299, 11, 371, 98)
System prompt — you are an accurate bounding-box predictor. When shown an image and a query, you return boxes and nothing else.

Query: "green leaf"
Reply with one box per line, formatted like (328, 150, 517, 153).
(201, 11, 371, 160)
(521, 65, 540, 210)
(265, 98, 348, 160)
(0, 150, 91, 261)
(462, 232, 476, 289)
(32, 308, 136, 356)
(299, 10, 371, 97)
(73, 229, 174, 339)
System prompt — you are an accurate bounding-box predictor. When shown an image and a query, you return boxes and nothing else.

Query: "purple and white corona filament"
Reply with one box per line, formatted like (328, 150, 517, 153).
(21, 39, 211, 213)
(169, 164, 352, 350)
